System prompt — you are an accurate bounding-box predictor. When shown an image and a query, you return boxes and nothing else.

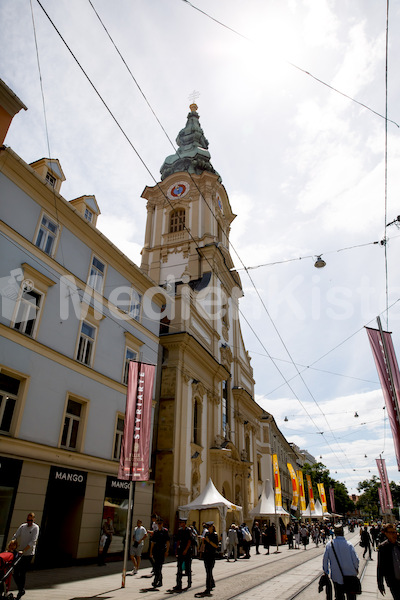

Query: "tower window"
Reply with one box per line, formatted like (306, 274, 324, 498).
(46, 172, 56, 187)
(169, 209, 185, 233)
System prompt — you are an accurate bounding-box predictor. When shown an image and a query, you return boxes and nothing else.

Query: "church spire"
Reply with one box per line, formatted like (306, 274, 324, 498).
(160, 103, 220, 181)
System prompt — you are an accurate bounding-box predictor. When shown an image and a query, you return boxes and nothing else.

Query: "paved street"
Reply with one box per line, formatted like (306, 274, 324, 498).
(7, 531, 383, 600)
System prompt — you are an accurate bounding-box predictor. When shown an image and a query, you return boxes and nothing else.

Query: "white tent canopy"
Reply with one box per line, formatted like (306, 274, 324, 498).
(301, 499, 331, 519)
(178, 478, 242, 544)
(249, 479, 290, 517)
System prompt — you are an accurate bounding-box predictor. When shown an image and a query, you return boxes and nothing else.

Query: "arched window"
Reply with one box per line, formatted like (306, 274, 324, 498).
(169, 209, 185, 233)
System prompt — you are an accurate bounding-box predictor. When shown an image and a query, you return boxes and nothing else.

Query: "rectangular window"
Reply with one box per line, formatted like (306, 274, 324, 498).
(76, 321, 96, 366)
(13, 288, 42, 337)
(0, 373, 20, 433)
(129, 289, 142, 321)
(88, 256, 105, 293)
(46, 172, 56, 187)
(113, 416, 125, 460)
(123, 348, 137, 384)
(61, 399, 82, 450)
(35, 215, 58, 256)
(84, 208, 93, 223)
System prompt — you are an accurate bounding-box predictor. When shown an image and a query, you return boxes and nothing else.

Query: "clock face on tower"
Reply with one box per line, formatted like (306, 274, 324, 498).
(167, 181, 189, 200)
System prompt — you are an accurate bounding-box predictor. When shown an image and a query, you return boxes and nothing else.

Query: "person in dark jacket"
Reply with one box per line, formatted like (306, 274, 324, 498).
(377, 523, 400, 599)
(252, 521, 261, 554)
(360, 526, 372, 560)
(149, 517, 170, 589)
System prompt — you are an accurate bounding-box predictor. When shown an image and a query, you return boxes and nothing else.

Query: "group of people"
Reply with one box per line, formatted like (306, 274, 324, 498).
(322, 521, 400, 600)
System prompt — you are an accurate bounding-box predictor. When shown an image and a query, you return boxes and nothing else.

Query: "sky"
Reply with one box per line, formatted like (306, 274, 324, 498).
(1, 0, 400, 496)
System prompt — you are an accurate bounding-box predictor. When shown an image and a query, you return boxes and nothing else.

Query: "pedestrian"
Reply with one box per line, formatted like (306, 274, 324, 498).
(312, 525, 320, 547)
(360, 526, 372, 560)
(149, 517, 170, 589)
(240, 523, 251, 559)
(300, 523, 309, 550)
(252, 521, 261, 554)
(130, 519, 147, 575)
(226, 523, 238, 561)
(98, 516, 114, 565)
(172, 517, 193, 592)
(377, 523, 400, 599)
(287, 524, 294, 549)
(195, 521, 218, 598)
(323, 524, 359, 600)
(12, 511, 40, 600)
(293, 521, 300, 549)
(0, 540, 18, 596)
(370, 524, 379, 550)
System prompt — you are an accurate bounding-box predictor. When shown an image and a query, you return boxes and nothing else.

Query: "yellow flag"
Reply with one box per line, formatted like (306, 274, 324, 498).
(272, 454, 282, 508)
(306, 474, 316, 512)
(297, 470, 307, 512)
(287, 463, 299, 510)
(317, 483, 328, 513)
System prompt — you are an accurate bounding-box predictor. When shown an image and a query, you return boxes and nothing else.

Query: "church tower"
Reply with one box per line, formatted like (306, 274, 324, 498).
(141, 104, 265, 528)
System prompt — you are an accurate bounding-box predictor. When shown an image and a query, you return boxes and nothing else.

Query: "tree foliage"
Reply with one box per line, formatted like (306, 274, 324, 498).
(302, 462, 355, 515)
(356, 476, 400, 518)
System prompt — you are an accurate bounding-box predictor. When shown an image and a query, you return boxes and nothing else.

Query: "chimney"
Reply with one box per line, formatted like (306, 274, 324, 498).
(0, 79, 27, 145)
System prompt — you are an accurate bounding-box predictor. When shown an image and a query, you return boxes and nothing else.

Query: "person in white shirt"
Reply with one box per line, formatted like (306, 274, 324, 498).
(12, 512, 40, 600)
(130, 519, 147, 575)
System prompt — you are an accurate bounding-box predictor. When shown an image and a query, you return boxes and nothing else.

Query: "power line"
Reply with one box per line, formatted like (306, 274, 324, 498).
(181, 0, 399, 128)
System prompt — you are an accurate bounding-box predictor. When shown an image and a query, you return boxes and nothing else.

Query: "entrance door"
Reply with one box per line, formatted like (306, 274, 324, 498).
(37, 466, 87, 567)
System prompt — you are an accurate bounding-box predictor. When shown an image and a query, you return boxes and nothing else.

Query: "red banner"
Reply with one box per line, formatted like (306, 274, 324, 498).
(378, 486, 386, 513)
(376, 457, 393, 510)
(118, 361, 155, 481)
(329, 487, 335, 514)
(366, 327, 400, 469)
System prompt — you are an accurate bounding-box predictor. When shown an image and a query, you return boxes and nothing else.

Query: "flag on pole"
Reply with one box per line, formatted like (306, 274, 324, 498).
(378, 486, 386, 513)
(376, 457, 393, 510)
(329, 487, 336, 514)
(306, 475, 316, 513)
(272, 454, 282, 508)
(118, 361, 155, 481)
(297, 470, 307, 512)
(366, 327, 400, 469)
(317, 483, 328, 513)
(287, 463, 299, 510)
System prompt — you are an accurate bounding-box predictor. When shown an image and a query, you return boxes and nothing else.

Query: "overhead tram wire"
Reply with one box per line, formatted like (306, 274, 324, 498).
(181, 0, 399, 128)
(29, 0, 67, 270)
(36, 1, 366, 475)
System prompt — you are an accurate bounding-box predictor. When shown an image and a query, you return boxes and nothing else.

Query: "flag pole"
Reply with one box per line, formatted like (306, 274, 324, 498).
(122, 480, 135, 588)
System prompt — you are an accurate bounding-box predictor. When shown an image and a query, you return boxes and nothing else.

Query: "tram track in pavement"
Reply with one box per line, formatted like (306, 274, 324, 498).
(204, 531, 366, 600)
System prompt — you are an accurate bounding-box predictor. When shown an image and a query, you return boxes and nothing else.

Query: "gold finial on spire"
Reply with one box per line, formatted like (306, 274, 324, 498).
(188, 89, 200, 112)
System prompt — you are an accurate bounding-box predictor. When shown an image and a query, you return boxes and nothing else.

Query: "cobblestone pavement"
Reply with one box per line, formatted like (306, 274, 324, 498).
(7, 532, 381, 600)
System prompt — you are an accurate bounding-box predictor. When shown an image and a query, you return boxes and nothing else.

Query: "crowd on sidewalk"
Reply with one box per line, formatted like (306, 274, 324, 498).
(2, 513, 400, 600)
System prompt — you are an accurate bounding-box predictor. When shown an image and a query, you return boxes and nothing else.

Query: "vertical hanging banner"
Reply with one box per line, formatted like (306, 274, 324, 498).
(366, 327, 400, 469)
(317, 483, 328, 513)
(306, 475, 316, 513)
(118, 361, 155, 481)
(297, 470, 307, 512)
(376, 457, 393, 510)
(329, 487, 336, 514)
(272, 454, 282, 509)
(378, 486, 386, 513)
(287, 463, 299, 510)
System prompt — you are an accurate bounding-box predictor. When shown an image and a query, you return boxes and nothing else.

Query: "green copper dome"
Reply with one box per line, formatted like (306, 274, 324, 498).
(160, 104, 220, 181)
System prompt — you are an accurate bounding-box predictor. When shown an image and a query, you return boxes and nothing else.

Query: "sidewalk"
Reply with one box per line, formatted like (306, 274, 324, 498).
(8, 537, 384, 600)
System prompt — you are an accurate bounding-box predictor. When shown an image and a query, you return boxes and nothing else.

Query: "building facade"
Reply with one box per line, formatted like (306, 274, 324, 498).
(140, 103, 278, 528)
(0, 80, 162, 566)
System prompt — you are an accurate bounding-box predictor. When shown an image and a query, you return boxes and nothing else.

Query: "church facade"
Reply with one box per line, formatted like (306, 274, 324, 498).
(141, 103, 275, 527)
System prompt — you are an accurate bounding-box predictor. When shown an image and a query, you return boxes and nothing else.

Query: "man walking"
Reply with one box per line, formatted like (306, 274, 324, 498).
(377, 523, 400, 599)
(12, 512, 40, 600)
(360, 526, 372, 560)
(323, 524, 359, 600)
(149, 517, 170, 589)
(172, 517, 193, 592)
(130, 519, 147, 575)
